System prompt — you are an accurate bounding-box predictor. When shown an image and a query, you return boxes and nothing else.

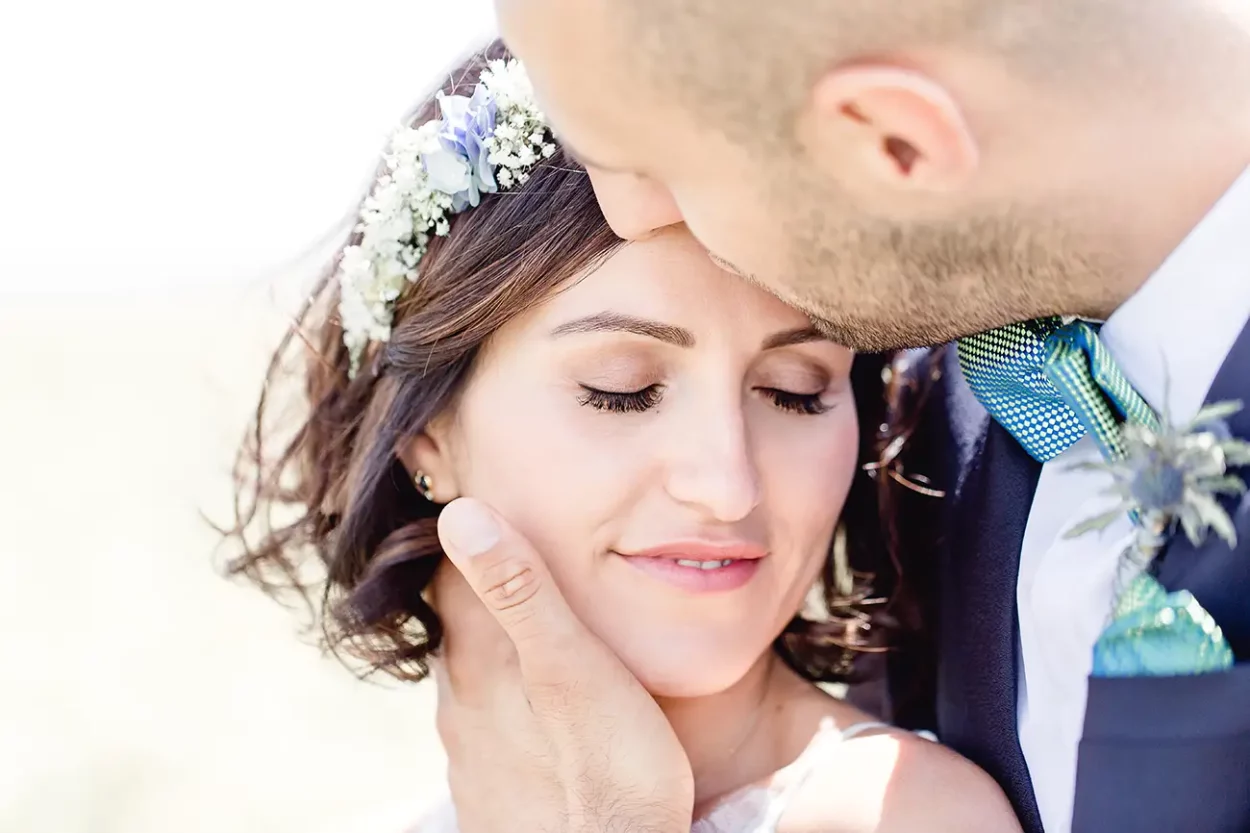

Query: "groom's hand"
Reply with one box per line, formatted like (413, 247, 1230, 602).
(432, 498, 694, 833)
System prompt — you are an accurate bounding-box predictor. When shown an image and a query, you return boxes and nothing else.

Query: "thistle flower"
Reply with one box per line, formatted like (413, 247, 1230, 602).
(1065, 400, 1250, 555)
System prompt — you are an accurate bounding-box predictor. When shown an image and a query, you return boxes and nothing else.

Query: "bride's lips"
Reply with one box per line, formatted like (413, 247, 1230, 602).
(615, 542, 766, 593)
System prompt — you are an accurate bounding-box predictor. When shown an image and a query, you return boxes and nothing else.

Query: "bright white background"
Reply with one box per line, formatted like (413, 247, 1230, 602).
(1, 2, 497, 831)
(0, 0, 496, 294)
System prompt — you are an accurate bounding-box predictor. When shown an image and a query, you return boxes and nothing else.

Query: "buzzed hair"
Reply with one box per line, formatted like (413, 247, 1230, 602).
(614, 0, 1233, 144)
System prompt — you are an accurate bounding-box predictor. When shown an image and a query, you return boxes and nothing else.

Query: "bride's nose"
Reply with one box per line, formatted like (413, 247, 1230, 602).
(662, 401, 761, 523)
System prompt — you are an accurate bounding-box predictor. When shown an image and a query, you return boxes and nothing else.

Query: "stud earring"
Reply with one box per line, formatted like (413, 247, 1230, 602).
(414, 471, 435, 502)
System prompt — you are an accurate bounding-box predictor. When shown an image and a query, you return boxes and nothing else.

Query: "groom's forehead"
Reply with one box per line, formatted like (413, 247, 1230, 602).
(496, 0, 665, 85)
(498, 0, 613, 91)
(497, 0, 671, 143)
(496, 0, 614, 50)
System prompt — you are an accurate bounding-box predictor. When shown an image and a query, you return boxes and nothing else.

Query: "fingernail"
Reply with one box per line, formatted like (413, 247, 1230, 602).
(440, 499, 500, 559)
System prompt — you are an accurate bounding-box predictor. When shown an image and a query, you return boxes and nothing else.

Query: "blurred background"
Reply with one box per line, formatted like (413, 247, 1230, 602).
(0, 2, 499, 830)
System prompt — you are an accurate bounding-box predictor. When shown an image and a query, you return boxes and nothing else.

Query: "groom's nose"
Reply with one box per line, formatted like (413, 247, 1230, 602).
(585, 166, 683, 240)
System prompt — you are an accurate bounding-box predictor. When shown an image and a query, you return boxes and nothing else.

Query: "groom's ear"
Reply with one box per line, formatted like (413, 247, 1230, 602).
(796, 64, 979, 200)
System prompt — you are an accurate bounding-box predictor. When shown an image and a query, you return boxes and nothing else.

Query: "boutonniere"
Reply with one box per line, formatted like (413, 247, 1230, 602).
(1067, 400, 1249, 678)
(1066, 399, 1250, 563)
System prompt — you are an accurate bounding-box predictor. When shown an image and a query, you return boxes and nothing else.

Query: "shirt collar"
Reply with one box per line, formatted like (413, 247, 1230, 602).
(1099, 165, 1250, 421)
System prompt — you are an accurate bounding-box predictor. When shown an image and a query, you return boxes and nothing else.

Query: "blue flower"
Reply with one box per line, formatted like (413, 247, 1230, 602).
(423, 84, 499, 212)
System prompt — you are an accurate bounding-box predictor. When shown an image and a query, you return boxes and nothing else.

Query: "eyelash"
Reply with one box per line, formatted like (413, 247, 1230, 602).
(579, 385, 664, 413)
(577, 385, 830, 415)
(765, 389, 830, 415)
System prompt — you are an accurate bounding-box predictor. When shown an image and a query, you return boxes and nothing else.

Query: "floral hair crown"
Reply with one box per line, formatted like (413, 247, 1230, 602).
(337, 59, 557, 377)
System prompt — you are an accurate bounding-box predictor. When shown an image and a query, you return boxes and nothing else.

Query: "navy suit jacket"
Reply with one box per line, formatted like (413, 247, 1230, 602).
(932, 319, 1250, 833)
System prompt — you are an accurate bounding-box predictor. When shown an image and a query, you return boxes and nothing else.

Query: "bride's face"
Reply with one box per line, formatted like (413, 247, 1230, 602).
(415, 226, 857, 697)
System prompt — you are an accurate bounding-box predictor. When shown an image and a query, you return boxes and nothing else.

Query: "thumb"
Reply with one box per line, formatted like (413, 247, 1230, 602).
(437, 497, 591, 687)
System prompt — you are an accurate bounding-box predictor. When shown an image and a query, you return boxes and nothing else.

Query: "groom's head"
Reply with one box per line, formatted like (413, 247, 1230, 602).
(498, 0, 1250, 348)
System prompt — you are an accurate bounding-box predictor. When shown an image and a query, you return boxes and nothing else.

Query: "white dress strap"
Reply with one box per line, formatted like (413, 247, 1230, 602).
(837, 721, 892, 741)
(841, 720, 938, 743)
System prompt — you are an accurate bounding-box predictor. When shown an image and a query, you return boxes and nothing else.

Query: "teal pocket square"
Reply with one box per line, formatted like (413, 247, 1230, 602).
(1092, 573, 1234, 678)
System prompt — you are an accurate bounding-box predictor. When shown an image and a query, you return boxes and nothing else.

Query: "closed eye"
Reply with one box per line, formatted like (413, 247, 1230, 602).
(578, 385, 828, 416)
(578, 384, 664, 413)
(760, 389, 829, 415)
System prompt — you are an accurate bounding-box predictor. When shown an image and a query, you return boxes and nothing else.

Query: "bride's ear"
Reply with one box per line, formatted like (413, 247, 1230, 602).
(398, 419, 461, 504)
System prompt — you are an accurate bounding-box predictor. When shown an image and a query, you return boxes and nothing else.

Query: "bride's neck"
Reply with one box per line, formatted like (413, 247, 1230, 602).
(653, 652, 799, 808)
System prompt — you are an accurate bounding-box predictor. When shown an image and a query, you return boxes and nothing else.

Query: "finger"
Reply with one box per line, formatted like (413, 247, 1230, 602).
(431, 560, 521, 703)
(438, 497, 592, 688)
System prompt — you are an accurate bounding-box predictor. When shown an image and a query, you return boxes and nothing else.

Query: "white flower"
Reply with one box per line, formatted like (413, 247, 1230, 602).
(335, 58, 556, 377)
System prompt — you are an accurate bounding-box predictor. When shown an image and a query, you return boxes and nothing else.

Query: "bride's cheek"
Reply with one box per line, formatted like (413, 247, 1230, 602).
(770, 408, 858, 524)
(806, 395, 860, 473)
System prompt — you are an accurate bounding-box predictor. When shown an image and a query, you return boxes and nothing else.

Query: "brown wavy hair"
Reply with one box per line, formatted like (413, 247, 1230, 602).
(223, 42, 947, 697)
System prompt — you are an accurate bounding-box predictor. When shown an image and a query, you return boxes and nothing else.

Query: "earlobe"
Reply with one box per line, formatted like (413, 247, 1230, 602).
(399, 427, 459, 504)
(799, 64, 979, 195)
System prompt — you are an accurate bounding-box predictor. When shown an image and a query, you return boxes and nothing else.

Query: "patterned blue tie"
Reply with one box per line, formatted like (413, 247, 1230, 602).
(958, 318, 1234, 679)
(957, 317, 1160, 463)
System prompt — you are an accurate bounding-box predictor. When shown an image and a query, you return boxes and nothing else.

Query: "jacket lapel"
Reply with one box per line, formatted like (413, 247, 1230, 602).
(1153, 316, 1250, 657)
(939, 414, 1044, 833)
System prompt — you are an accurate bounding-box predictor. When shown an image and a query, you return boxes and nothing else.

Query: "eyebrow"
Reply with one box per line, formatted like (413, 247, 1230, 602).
(550, 314, 828, 351)
(762, 326, 827, 350)
(551, 313, 694, 347)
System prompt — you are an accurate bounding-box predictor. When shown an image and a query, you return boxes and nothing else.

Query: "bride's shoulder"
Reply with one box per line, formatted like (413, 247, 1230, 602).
(780, 721, 1022, 833)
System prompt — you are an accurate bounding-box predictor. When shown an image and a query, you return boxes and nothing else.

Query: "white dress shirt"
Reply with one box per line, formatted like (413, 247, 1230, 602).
(1016, 167, 1250, 833)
